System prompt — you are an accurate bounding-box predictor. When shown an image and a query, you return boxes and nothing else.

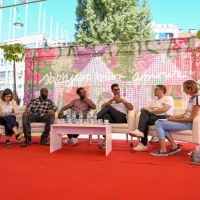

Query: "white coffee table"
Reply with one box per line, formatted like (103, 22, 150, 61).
(50, 124, 112, 156)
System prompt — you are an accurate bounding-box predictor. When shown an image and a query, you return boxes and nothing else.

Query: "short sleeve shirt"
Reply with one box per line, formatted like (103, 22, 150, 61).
(145, 96, 174, 116)
(184, 96, 200, 117)
(110, 96, 130, 115)
(69, 99, 95, 116)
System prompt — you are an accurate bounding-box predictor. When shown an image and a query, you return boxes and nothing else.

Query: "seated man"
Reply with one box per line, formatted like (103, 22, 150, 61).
(58, 87, 96, 145)
(97, 83, 133, 148)
(22, 88, 58, 147)
(129, 85, 174, 151)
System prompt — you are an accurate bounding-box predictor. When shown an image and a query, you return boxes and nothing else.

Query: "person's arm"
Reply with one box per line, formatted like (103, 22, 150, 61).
(101, 97, 115, 109)
(84, 97, 96, 109)
(23, 99, 34, 115)
(58, 104, 72, 118)
(149, 104, 171, 114)
(168, 105, 200, 122)
(48, 100, 58, 117)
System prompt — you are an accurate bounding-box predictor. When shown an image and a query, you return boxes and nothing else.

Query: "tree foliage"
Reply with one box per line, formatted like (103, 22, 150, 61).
(0, 43, 26, 62)
(75, 0, 153, 44)
(197, 29, 200, 37)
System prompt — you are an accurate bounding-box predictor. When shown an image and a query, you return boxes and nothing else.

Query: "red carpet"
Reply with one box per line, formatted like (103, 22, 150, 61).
(0, 136, 200, 200)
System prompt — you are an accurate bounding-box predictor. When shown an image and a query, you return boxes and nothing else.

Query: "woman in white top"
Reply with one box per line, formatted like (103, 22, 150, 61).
(151, 80, 200, 156)
(0, 89, 24, 147)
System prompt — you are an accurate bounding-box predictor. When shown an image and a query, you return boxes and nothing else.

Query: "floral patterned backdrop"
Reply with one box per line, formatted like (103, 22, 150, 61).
(24, 37, 200, 112)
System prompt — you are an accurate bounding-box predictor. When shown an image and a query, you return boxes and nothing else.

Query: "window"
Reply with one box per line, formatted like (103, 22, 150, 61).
(0, 72, 5, 78)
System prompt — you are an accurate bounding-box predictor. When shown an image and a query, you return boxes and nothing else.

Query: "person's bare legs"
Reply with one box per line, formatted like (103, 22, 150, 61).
(159, 139, 167, 152)
(166, 134, 177, 149)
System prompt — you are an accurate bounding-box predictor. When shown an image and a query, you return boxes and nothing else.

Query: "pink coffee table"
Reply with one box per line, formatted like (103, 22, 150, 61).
(50, 124, 112, 156)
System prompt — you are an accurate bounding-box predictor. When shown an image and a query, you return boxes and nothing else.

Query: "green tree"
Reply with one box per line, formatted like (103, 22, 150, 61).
(197, 29, 200, 37)
(75, 0, 153, 44)
(0, 43, 26, 97)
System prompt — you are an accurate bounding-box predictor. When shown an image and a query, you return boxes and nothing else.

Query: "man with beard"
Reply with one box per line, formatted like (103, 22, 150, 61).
(21, 88, 57, 147)
(97, 83, 133, 148)
(58, 87, 96, 145)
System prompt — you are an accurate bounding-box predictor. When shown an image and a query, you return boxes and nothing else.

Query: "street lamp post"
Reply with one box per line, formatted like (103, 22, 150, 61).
(13, 7, 23, 28)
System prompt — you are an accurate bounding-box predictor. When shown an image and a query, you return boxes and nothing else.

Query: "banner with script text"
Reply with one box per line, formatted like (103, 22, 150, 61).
(24, 37, 200, 112)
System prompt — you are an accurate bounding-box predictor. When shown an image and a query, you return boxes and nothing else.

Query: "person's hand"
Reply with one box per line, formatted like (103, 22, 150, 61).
(0, 112, 6, 117)
(58, 111, 63, 119)
(167, 115, 175, 121)
(84, 96, 88, 101)
(116, 97, 124, 103)
(113, 94, 120, 102)
(23, 110, 31, 116)
(49, 110, 55, 117)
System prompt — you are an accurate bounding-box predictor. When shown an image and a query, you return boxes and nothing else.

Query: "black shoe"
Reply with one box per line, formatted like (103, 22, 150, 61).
(21, 140, 31, 147)
(40, 139, 50, 146)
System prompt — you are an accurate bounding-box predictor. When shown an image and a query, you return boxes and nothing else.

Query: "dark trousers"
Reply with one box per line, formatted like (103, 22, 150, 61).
(0, 115, 19, 136)
(138, 110, 166, 146)
(97, 105, 127, 137)
(22, 114, 54, 139)
(97, 105, 127, 123)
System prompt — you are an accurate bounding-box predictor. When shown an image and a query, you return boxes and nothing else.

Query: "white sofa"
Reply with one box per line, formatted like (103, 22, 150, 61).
(0, 107, 135, 142)
(0, 106, 47, 136)
(134, 107, 200, 150)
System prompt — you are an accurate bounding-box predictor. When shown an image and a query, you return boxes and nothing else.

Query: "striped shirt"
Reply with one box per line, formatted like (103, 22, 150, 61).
(26, 97, 57, 115)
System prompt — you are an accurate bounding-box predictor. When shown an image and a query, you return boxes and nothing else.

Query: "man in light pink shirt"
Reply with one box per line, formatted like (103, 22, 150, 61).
(58, 87, 96, 145)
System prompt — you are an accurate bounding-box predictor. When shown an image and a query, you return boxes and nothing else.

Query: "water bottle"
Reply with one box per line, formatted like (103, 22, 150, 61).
(72, 110, 76, 124)
(86, 110, 90, 124)
(66, 110, 71, 124)
(79, 110, 83, 124)
(93, 110, 97, 124)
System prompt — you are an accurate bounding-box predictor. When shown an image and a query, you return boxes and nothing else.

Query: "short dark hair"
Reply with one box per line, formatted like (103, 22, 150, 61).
(40, 88, 48, 93)
(76, 87, 84, 95)
(111, 83, 119, 90)
(2, 88, 13, 101)
(156, 85, 166, 94)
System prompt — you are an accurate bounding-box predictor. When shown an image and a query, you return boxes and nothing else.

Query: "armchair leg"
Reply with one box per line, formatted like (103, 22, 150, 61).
(126, 133, 128, 142)
(89, 135, 92, 144)
(129, 134, 133, 146)
(97, 135, 100, 145)
(196, 144, 199, 150)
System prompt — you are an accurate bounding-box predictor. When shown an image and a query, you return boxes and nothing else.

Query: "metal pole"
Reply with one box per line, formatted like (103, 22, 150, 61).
(24, 0, 28, 37)
(37, 2, 42, 34)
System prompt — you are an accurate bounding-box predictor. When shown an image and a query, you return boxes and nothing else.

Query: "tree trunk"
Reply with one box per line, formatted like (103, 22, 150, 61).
(13, 60, 17, 98)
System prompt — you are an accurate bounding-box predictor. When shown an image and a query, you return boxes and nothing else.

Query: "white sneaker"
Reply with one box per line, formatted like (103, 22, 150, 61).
(63, 138, 71, 144)
(71, 138, 78, 146)
(129, 129, 144, 138)
(133, 142, 148, 151)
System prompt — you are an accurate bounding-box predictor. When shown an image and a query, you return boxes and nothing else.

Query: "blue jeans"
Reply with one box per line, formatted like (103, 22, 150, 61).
(155, 120, 193, 140)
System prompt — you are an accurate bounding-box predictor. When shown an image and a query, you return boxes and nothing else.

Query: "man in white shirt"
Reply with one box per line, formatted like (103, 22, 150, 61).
(97, 83, 133, 148)
(129, 85, 174, 151)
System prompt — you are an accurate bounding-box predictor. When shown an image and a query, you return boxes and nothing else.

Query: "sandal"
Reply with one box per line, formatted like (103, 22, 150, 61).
(6, 140, 12, 148)
(16, 134, 25, 142)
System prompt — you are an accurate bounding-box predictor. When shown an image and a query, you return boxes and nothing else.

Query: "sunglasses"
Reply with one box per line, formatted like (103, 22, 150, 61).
(113, 88, 120, 92)
(154, 88, 161, 91)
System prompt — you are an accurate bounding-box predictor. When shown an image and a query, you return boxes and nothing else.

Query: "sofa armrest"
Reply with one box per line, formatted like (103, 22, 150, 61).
(127, 109, 135, 132)
(192, 115, 200, 144)
(135, 112, 141, 130)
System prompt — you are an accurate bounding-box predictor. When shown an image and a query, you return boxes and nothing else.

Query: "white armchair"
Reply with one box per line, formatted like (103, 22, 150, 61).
(134, 107, 200, 150)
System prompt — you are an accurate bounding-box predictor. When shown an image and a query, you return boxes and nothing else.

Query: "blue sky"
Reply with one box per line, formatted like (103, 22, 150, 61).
(0, 0, 199, 42)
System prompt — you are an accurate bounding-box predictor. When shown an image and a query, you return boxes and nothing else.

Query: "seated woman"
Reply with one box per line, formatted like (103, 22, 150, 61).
(0, 88, 24, 147)
(151, 80, 200, 156)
